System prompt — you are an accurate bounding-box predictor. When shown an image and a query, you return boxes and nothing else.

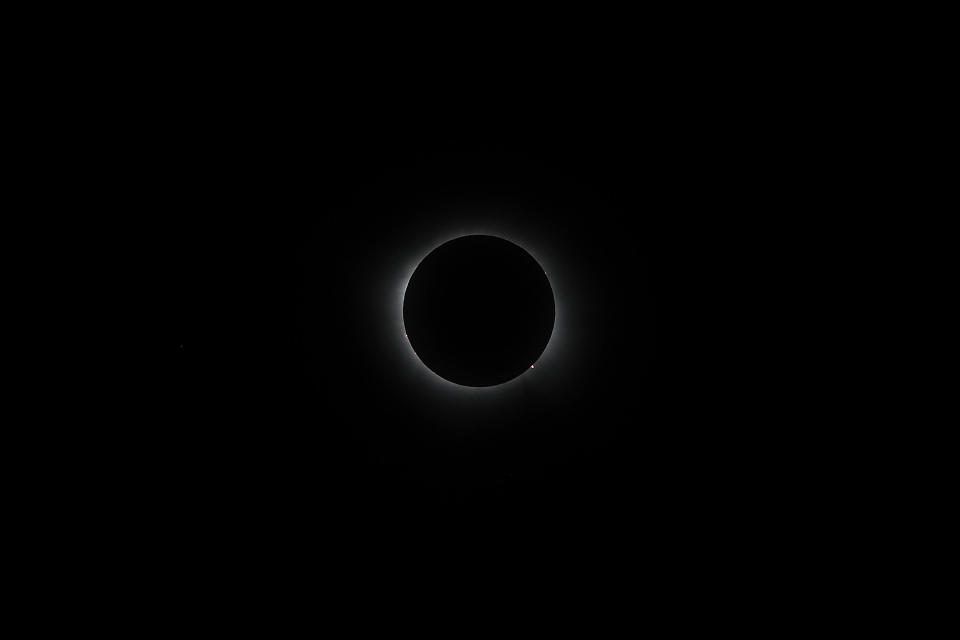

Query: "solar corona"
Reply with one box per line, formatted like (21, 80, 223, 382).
(400, 234, 556, 389)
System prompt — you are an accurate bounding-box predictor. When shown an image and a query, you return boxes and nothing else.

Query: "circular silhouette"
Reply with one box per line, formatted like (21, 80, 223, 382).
(403, 235, 555, 387)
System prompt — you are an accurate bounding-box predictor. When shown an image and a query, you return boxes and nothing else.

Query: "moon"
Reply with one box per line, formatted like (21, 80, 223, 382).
(403, 235, 556, 387)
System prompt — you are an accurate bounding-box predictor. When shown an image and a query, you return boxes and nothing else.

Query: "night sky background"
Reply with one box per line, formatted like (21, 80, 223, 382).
(23, 10, 867, 620)
(147, 88, 797, 570)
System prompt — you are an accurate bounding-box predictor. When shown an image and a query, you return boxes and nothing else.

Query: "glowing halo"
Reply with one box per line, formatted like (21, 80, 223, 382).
(387, 220, 570, 399)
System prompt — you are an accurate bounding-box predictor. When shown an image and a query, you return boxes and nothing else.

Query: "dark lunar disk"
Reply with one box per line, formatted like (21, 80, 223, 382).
(403, 235, 555, 387)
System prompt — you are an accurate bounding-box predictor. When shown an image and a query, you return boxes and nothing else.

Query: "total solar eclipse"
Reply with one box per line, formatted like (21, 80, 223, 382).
(403, 235, 555, 387)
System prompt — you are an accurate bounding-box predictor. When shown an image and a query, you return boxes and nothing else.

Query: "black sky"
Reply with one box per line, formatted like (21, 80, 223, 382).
(147, 87, 801, 564)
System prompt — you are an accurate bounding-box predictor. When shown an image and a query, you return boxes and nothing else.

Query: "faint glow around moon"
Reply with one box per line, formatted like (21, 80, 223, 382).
(394, 227, 563, 395)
